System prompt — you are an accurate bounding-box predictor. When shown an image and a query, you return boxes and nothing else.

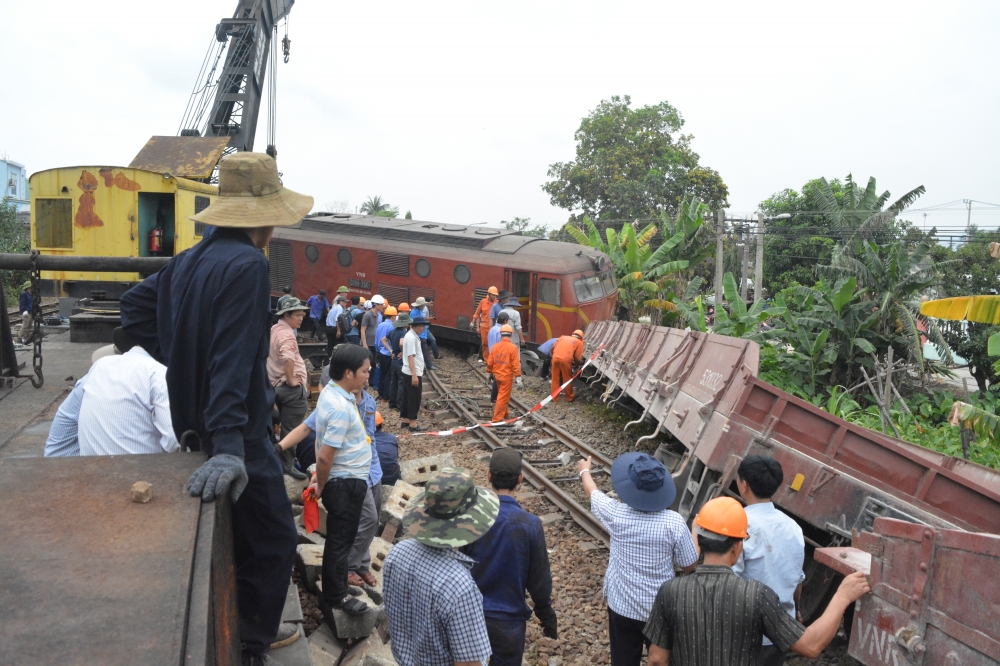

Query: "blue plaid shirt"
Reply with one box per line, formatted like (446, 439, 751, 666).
(384, 540, 492, 666)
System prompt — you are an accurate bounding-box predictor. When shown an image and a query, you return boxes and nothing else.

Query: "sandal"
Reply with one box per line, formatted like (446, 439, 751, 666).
(332, 594, 369, 615)
(359, 572, 378, 587)
(347, 573, 365, 587)
(408, 424, 428, 431)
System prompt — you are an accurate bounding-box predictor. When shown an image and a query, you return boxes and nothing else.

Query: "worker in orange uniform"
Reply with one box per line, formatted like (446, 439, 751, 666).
(472, 286, 500, 362)
(487, 324, 522, 422)
(551, 330, 584, 402)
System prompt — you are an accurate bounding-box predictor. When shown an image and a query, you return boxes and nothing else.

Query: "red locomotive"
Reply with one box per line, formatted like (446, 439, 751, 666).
(268, 213, 618, 346)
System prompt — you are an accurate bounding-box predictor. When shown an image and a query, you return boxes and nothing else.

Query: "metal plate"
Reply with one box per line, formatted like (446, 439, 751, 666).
(0, 454, 207, 665)
(129, 136, 231, 179)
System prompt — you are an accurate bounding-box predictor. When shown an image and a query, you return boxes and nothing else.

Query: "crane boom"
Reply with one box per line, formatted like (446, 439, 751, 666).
(179, 0, 294, 155)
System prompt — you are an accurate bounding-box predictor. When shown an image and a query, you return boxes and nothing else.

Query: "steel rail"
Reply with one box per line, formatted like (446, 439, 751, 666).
(8, 303, 59, 327)
(466, 362, 614, 468)
(424, 369, 610, 546)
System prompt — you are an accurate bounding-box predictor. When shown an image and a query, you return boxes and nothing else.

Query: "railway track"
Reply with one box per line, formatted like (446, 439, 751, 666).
(7, 303, 60, 327)
(423, 360, 614, 546)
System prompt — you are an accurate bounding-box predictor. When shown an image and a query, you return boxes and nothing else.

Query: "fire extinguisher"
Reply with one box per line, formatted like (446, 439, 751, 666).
(149, 226, 164, 254)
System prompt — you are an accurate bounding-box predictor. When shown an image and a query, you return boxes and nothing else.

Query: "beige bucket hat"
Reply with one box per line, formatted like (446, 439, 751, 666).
(190, 152, 313, 228)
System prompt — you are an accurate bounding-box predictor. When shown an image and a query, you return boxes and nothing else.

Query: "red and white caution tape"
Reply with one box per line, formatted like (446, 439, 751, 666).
(410, 344, 604, 437)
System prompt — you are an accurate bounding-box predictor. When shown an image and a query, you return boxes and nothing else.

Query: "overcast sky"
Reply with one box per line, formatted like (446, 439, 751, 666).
(3, 0, 998, 235)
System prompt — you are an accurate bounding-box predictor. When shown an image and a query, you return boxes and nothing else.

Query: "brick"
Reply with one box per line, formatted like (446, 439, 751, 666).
(326, 594, 384, 640)
(308, 622, 346, 666)
(380, 481, 420, 528)
(367, 537, 392, 590)
(361, 641, 399, 666)
(297, 524, 325, 547)
(130, 481, 153, 503)
(399, 453, 455, 485)
(295, 544, 324, 593)
(340, 634, 383, 666)
(285, 474, 308, 505)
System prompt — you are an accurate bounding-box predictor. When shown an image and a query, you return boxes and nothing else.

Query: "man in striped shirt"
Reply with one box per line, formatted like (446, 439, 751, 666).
(644, 497, 871, 666)
(306, 344, 373, 615)
(577, 453, 698, 666)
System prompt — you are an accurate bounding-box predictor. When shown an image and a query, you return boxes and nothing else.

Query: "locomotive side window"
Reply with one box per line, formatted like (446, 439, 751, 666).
(194, 196, 210, 237)
(337, 248, 352, 267)
(600, 270, 617, 295)
(573, 275, 604, 303)
(305, 244, 320, 263)
(35, 199, 73, 248)
(415, 258, 432, 278)
(538, 278, 561, 305)
(454, 264, 471, 284)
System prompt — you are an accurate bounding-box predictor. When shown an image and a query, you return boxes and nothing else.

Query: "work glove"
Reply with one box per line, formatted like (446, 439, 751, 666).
(186, 453, 249, 503)
(535, 605, 558, 639)
(516, 377, 523, 387)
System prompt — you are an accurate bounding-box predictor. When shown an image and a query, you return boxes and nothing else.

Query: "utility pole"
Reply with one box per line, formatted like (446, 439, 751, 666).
(965, 199, 973, 244)
(740, 221, 750, 302)
(715, 210, 725, 310)
(755, 212, 764, 304)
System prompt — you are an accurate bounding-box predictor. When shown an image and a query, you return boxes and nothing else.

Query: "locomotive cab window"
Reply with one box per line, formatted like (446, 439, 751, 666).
(538, 278, 560, 305)
(600, 270, 617, 295)
(573, 275, 604, 303)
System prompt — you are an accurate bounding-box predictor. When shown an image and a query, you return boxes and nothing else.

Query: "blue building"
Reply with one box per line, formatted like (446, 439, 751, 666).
(1, 157, 30, 211)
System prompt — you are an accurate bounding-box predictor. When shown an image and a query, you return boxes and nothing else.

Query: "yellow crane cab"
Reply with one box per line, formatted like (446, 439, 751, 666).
(28, 137, 227, 298)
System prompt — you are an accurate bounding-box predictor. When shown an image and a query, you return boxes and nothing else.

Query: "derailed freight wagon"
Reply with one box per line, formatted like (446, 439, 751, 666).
(583, 320, 1000, 665)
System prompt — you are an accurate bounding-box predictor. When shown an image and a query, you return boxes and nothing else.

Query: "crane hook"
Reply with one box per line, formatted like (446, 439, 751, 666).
(282, 35, 290, 63)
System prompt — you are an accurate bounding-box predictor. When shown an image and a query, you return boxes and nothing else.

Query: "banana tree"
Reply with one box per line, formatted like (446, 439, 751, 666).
(713, 273, 777, 338)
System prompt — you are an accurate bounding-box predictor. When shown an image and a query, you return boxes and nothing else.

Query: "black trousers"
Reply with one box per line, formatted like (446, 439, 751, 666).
(757, 645, 787, 666)
(400, 374, 422, 420)
(367, 345, 378, 386)
(485, 617, 527, 666)
(389, 359, 403, 409)
(491, 375, 499, 402)
(377, 354, 392, 398)
(319, 477, 368, 604)
(608, 606, 649, 666)
(274, 383, 308, 439)
(233, 453, 298, 655)
(325, 325, 339, 359)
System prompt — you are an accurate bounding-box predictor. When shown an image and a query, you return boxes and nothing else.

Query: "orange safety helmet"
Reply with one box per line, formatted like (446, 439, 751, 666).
(488, 286, 499, 296)
(573, 330, 584, 340)
(500, 324, 513, 335)
(398, 302, 411, 312)
(693, 497, 749, 539)
(359, 297, 366, 304)
(375, 411, 383, 427)
(384, 306, 398, 317)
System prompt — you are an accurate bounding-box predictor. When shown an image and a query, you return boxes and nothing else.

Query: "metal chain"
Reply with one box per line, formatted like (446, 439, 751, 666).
(29, 251, 43, 388)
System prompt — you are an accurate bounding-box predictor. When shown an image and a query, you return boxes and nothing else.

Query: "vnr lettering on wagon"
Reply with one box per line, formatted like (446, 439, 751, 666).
(856, 617, 904, 665)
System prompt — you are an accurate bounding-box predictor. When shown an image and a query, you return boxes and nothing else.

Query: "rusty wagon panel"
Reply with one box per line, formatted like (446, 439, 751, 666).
(818, 518, 1000, 666)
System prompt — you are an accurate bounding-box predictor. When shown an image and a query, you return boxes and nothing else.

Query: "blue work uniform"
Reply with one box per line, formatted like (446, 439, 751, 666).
(19, 289, 32, 314)
(373, 430, 400, 485)
(119, 227, 296, 656)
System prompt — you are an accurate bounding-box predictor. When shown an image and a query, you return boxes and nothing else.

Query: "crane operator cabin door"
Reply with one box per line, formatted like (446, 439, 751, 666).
(137, 193, 176, 257)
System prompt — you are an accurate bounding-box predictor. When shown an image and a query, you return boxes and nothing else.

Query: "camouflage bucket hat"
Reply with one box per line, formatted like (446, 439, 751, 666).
(403, 467, 500, 548)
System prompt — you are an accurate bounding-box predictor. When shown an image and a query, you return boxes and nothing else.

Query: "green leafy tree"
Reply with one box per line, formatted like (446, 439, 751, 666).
(361, 196, 399, 217)
(404, 210, 412, 219)
(654, 198, 715, 296)
(931, 230, 1000, 391)
(0, 201, 29, 306)
(713, 273, 776, 338)
(543, 96, 728, 221)
(501, 217, 549, 238)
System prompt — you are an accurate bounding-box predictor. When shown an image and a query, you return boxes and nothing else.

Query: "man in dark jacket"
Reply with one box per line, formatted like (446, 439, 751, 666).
(17, 280, 33, 345)
(462, 448, 557, 665)
(120, 152, 310, 666)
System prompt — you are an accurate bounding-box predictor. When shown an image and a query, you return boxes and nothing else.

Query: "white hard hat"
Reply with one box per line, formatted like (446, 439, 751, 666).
(370, 294, 385, 305)
(91, 344, 117, 364)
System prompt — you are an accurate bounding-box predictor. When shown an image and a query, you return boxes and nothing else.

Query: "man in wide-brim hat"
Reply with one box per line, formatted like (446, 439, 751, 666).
(120, 152, 312, 663)
(576, 452, 699, 665)
(383, 468, 499, 665)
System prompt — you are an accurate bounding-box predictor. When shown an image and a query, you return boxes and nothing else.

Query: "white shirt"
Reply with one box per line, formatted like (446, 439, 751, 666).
(401, 329, 425, 377)
(78, 346, 179, 456)
(733, 501, 806, 645)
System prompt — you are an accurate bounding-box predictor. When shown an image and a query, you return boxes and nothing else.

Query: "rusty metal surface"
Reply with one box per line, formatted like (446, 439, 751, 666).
(814, 546, 872, 577)
(583, 321, 1000, 536)
(849, 518, 1000, 665)
(0, 454, 219, 665)
(129, 136, 231, 179)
